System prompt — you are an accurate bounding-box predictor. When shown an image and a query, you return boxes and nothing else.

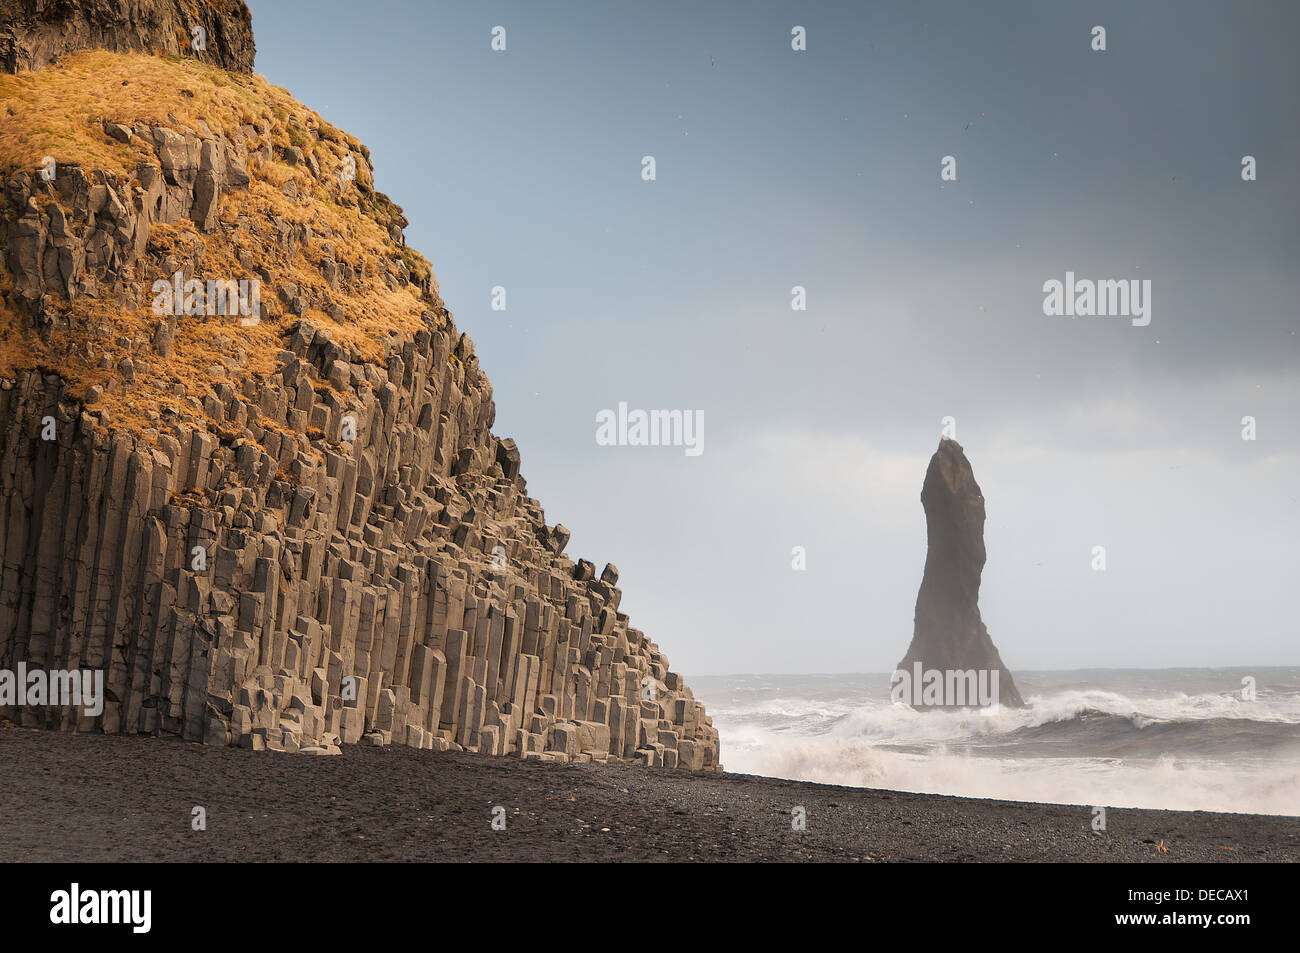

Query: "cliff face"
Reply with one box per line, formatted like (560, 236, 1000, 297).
(1, 0, 255, 75)
(0, 14, 718, 769)
(896, 439, 1024, 708)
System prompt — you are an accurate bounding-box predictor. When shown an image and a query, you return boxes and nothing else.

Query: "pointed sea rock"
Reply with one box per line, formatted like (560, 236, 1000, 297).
(897, 438, 1024, 708)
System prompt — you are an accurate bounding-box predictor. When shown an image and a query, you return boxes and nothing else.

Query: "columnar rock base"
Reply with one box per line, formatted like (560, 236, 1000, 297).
(0, 333, 718, 769)
(0, 1, 719, 771)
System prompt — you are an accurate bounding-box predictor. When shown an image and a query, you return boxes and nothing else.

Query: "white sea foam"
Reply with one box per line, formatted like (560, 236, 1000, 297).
(695, 671, 1300, 816)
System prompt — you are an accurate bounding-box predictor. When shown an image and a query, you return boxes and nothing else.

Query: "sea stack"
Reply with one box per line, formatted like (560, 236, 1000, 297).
(896, 439, 1024, 708)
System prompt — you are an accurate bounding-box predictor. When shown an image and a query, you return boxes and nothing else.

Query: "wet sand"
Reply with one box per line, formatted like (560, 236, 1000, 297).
(1, 727, 1295, 862)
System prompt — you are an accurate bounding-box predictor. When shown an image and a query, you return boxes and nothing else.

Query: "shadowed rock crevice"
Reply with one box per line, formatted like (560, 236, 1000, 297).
(897, 438, 1024, 708)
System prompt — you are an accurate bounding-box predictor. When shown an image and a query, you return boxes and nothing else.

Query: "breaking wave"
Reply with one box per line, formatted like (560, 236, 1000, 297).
(695, 673, 1300, 816)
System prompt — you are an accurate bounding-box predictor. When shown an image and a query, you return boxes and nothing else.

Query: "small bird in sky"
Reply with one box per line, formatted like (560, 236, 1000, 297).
(710, 55, 715, 67)
(964, 121, 973, 131)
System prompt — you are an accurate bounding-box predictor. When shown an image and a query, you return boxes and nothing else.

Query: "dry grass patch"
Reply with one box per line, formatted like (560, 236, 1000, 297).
(0, 48, 450, 441)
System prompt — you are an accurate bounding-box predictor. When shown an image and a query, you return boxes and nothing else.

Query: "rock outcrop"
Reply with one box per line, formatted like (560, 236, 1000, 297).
(4, 123, 254, 324)
(896, 438, 1024, 708)
(1, 0, 255, 75)
(0, 9, 718, 770)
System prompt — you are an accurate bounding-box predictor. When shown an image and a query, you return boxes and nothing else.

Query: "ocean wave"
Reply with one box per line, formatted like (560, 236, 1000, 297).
(710, 687, 1300, 743)
(703, 680, 1300, 815)
(720, 733, 1300, 815)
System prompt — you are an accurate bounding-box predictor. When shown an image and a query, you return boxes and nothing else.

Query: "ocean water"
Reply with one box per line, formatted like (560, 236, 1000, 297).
(691, 669, 1300, 817)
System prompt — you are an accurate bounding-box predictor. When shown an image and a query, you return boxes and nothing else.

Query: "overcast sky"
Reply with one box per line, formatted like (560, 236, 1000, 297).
(248, 0, 1299, 674)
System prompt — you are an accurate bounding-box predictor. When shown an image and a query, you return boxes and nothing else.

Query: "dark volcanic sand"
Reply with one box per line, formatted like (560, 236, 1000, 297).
(1, 727, 1295, 862)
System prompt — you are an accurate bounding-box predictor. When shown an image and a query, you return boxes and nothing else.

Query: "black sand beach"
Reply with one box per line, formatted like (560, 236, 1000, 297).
(2, 727, 1294, 862)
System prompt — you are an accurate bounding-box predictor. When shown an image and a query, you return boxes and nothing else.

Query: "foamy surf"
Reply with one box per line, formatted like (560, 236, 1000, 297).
(692, 669, 1300, 816)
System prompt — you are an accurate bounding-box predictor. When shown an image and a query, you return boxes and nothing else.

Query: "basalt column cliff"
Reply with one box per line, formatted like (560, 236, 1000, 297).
(897, 439, 1024, 708)
(0, 0, 719, 769)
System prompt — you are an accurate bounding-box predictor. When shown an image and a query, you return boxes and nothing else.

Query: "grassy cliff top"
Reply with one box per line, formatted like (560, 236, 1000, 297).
(0, 49, 448, 436)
